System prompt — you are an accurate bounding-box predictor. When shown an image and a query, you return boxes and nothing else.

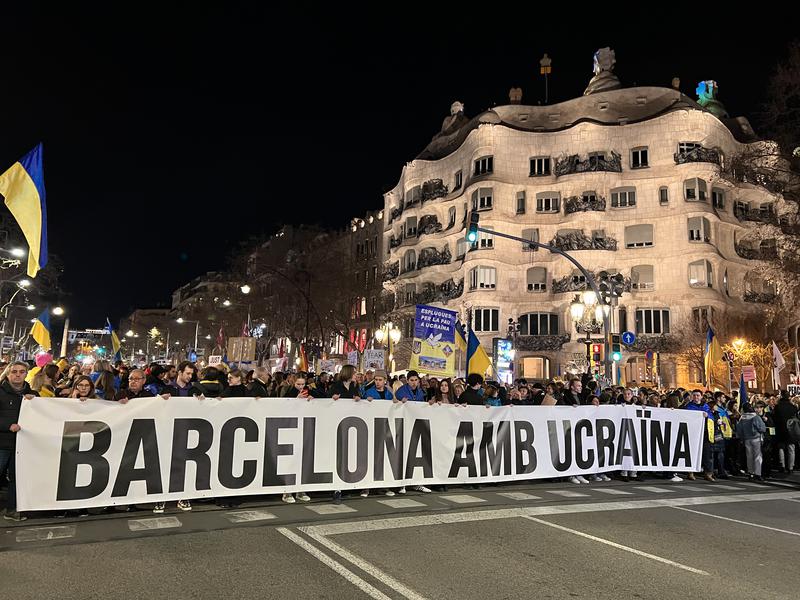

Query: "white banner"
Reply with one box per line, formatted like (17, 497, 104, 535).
(15, 398, 705, 511)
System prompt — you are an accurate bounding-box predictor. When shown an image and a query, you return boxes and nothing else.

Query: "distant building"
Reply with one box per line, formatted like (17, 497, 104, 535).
(382, 50, 785, 387)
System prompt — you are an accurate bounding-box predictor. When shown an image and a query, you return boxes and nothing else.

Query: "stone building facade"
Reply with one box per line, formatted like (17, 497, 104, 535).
(382, 59, 785, 387)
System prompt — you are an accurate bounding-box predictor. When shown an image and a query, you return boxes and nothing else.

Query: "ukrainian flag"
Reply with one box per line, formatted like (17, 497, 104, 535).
(106, 318, 122, 361)
(466, 324, 491, 376)
(30, 309, 52, 350)
(0, 144, 47, 278)
(704, 325, 723, 388)
(455, 320, 467, 351)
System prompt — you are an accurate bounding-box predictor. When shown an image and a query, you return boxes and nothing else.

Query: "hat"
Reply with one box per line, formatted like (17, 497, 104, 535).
(374, 370, 388, 379)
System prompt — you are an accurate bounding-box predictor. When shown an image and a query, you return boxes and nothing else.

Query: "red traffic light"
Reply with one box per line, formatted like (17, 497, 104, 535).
(592, 344, 603, 354)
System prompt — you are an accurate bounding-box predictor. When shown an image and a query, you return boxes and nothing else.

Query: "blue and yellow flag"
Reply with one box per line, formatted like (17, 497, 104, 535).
(704, 326, 723, 387)
(739, 373, 748, 409)
(106, 318, 121, 361)
(0, 144, 47, 278)
(30, 309, 52, 350)
(466, 325, 491, 376)
(455, 320, 467, 351)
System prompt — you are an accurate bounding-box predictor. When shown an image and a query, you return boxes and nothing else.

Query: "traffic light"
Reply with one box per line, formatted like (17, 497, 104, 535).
(592, 343, 603, 363)
(611, 334, 622, 362)
(467, 211, 480, 242)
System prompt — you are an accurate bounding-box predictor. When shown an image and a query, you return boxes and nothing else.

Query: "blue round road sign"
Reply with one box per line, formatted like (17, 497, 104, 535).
(621, 331, 636, 346)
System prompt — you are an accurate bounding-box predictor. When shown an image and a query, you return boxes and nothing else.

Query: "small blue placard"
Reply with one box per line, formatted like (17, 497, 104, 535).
(622, 331, 636, 346)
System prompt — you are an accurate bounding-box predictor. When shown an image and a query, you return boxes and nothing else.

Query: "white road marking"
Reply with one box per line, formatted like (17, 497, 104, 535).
(546, 490, 589, 498)
(497, 492, 542, 501)
(224, 510, 276, 523)
(439, 495, 486, 504)
(522, 516, 709, 576)
(15, 525, 76, 543)
(672, 506, 800, 537)
(305, 504, 357, 515)
(593, 488, 633, 495)
(707, 485, 745, 491)
(784, 498, 800, 505)
(302, 491, 800, 536)
(127, 516, 182, 531)
(276, 528, 395, 600)
(377, 499, 427, 509)
(305, 530, 431, 600)
(731, 482, 764, 488)
(633, 486, 675, 494)
(675, 485, 711, 492)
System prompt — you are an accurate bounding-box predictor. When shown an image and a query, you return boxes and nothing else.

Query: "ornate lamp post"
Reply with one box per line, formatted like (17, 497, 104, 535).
(570, 291, 608, 374)
(374, 322, 402, 373)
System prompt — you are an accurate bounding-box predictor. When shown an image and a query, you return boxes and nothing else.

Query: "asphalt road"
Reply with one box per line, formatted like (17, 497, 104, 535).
(3, 476, 800, 600)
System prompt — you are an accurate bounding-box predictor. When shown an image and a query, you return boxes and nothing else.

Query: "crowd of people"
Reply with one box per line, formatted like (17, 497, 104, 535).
(1, 358, 799, 522)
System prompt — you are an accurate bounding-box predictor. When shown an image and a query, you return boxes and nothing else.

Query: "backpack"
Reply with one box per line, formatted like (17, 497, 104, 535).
(787, 417, 800, 443)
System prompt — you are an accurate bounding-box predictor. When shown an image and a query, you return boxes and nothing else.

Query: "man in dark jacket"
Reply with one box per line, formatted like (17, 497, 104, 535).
(0, 361, 35, 521)
(249, 366, 270, 397)
(458, 373, 485, 406)
(773, 390, 798, 473)
(117, 369, 155, 402)
(191, 366, 225, 397)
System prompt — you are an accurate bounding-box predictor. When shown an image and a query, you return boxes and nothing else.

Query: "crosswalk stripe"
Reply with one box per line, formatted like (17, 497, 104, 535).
(224, 510, 276, 523)
(377, 499, 427, 509)
(128, 516, 182, 531)
(675, 485, 711, 492)
(305, 504, 357, 515)
(546, 490, 589, 498)
(708, 485, 746, 491)
(439, 494, 486, 504)
(593, 488, 633, 495)
(497, 492, 542, 501)
(633, 486, 676, 494)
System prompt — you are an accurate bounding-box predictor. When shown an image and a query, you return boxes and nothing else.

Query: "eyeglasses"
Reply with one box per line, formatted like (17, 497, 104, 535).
(129, 376, 144, 380)
(76, 383, 92, 388)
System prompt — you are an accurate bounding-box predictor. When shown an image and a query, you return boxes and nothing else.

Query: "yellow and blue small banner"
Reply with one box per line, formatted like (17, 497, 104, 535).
(409, 304, 457, 378)
(30, 309, 52, 350)
(0, 143, 47, 278)
(704, 326, 723, 387)
(106, 318, 122, 361)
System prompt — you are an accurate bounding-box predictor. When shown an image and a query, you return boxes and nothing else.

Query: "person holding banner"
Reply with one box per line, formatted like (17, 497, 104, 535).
(118, 370, 154, 402)
(395, 370, 425, 402)
(364, 372, 393, 400)
(330, 365, 361, 400)
(0, 362, 35, 521)
(685, 390, 716, 481)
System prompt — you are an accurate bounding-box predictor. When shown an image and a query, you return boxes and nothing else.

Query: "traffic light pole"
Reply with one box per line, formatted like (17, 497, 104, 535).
(471, 222, 614, 384)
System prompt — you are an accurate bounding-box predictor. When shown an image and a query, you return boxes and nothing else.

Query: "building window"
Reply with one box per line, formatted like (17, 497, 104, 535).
(529, 156, 551, 176)
(527, 267, 547, 292)
(469, 266, 497, 290)
(625, 224, 654, 248)
(684, 177, 708, 201)
(635, 308, 670, 334)
(521, 228, 539, 251)
(372, 266, 378, 284)
(631, 264, 654, 290)
(588, 152, 605, 168)
(611, 187, 636, 208)
(688, 259, 713, 288)
(405, 216, 417, 238)
(516, 191, 526, 214)
(678, 142, 702, 155)
(582, 190, 597, 203)
(536, 192, 560, 213)
(471, 187, 493, 210)
(692, 307, 713, 333)
(688, 216, 711, 243)
(473, 308, 499, 332)
(519, 313, 560, 336)
(405, 186, 422, 206)
(474, 155, 493, 176)
(448, 206, 457, 228)
(723, 269, 729, 296)
(453, 170, 463, 191)
(456, 238, 467, 258)
(360, 297, 367, 316)
(712, 188, 725, 209)
(688, 363, 703, 384)
(631, 147, 649, 169)
(402, 250, 416, 272)
(659, 186, 669, 205)
(471, 227, 494, 250)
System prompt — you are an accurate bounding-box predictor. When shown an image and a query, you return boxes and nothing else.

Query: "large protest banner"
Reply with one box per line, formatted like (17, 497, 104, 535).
(408, 304, 457, 377)
(16, 398, 704, 511)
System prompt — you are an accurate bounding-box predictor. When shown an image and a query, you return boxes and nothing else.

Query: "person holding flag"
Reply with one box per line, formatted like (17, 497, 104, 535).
(0, 143, 47, 278)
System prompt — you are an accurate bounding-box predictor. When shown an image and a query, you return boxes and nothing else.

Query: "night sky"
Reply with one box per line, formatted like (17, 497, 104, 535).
(1, 4, 795, 328)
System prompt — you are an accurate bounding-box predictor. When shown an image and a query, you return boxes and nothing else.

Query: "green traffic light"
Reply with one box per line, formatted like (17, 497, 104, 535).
(467, 231, 478, 242)
(612, 351, 622, 361)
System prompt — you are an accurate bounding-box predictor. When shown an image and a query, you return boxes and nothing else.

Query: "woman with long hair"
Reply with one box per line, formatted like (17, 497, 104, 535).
(223, 369, 249, 397)
(95, 371, 119, 401)
(433, 378, 457, 404)
(71, 375, 98, 400)
(31, 364, 59, 397)
(329, 365, 361, 400)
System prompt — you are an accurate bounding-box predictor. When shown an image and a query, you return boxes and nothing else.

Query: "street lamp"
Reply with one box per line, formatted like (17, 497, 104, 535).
(240, 284, 251, 295)
(223, 300, 231, 307)
(374, 322, 402, 372)
(26, 304, 35, 311)
(10, 248, 25, 258)
(52, 306, 64, 316)
(733, 338, 746, 352)
(571, 292, 604, 375)
(18, 279, 31, 288)
(175, 318, 200, 351)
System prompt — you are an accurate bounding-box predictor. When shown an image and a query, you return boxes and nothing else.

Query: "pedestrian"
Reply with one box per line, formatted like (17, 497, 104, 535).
(249, 366, 271, 397)
(71, 376, 98, 400)
(192, 367, 225, 397)
(30, 363, 58, 397)
(117, 369, 154, 402)
(433, 378, 457, 404)
(364, 371, 394, 401)
(395, 370, 426, 402)
(329, 365, 361, 400)
(735, 403, 767, 481)
(685, 389, 716, 481)
(0, 362, 35, 521)
(772, 390, 798, 474)
(222, 369, 249, 397)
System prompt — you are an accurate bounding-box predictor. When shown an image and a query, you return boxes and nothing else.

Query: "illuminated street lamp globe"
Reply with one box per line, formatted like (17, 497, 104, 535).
(126, 330, 135, 337)
(240, 284, 251, 294)
(52, 306, 65, 316)
(374, 328, 386, 343)
(389, 327, 402, 344)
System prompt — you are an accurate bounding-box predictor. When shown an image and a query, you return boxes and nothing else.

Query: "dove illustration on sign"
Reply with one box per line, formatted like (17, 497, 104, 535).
(426, 332, 443, 348)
